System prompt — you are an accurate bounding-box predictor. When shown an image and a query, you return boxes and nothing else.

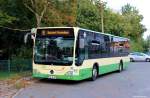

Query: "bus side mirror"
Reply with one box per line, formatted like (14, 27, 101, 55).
(24, 28, 36, 44)
(24, 33, 31, 44)
(24, 33, 35, 44)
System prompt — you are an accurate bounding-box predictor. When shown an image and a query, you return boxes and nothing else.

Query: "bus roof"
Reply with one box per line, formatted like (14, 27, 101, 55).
(34, 27, 130, 40)
(78, 27, 130, 40)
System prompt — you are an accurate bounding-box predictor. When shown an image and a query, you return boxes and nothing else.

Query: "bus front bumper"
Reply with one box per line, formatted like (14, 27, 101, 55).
(32, 73, 84, 81)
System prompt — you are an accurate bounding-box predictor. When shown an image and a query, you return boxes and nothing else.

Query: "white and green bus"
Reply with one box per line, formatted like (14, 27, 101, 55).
(31, 27, 130, 81)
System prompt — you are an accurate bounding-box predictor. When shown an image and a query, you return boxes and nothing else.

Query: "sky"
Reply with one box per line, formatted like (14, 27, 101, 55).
(102, 0, 150, 39)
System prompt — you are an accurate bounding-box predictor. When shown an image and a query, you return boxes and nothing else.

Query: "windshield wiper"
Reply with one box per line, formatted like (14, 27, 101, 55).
(34, 60, 72, 65)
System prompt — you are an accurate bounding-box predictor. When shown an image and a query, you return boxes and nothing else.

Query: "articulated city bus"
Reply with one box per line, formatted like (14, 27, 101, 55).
(31, 27, 130, 81)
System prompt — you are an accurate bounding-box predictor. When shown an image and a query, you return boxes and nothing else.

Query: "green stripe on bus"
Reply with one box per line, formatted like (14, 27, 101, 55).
(99, 63, 119, 74)
(33, 62, 129, 80)
(99, 61, 129, 74)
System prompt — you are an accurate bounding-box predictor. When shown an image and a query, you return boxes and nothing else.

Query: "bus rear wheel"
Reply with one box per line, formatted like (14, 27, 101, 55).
(118, 61, 123, 72)
(130, 58, 134, 62)
(92, 66, 98, 81)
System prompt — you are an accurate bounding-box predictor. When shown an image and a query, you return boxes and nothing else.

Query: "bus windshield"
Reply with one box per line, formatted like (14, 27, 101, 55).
(34, 28, 74, 65)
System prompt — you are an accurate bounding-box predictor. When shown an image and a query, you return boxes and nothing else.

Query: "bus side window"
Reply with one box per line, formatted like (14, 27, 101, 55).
(87, 32, 94, 59)
(100, 35, 110, 58)
(112, 37, 130, 57)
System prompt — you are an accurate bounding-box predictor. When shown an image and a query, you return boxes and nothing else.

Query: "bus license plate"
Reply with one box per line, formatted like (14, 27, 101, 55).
(48, 76, 56, 79)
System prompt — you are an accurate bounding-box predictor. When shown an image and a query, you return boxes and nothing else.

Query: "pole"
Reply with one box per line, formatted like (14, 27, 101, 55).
(8, 59, 10, 73)
(101, 2, 104, 33)
(98, 0, 104, 33)
(72, 0, 77, 26)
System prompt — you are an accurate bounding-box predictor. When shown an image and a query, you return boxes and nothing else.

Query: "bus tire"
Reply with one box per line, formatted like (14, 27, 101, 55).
(130, 58, 134, 62)
(91, 65, 98, 81)
(118, 60, 123, 72)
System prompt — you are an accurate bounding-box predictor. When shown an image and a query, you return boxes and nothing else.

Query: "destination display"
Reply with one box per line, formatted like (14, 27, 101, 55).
(37, 28, 74, 37)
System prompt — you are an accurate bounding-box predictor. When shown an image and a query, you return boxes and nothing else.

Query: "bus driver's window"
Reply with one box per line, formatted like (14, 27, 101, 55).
(75, 31, 86, 66)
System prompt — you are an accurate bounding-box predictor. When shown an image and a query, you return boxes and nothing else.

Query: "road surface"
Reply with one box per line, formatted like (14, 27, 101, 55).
(14, 62, 150, 98)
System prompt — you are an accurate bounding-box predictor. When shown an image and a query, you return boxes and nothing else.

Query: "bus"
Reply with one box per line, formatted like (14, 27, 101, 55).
(30, 27, 130, 81)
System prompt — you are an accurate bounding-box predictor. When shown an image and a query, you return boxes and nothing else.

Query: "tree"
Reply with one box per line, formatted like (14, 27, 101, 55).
(143, 35, 150, 52)
(147, 35, 150, 52)
(0, 0, 17, 26)
(95, 0, 105, 33)
(0, 0, 35, 28)
(103, 8, 124, 36)
(24, 0, 49, 27)
(0, 11, 16, 26)
(121, 3, 138, 15)
(0, 0, 148, 58)
(121, 4, 146, 39)
(77, 0, 101, 31)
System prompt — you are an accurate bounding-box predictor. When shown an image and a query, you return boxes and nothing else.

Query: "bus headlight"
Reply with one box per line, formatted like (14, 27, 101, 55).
(33, 69, 38, 73)
(33, 69, 40, 74)
(70, 67, 78, 73)
(65, 71, 74, 76)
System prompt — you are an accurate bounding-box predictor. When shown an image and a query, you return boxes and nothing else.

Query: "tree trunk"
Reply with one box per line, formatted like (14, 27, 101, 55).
(36, 14, 41, 27)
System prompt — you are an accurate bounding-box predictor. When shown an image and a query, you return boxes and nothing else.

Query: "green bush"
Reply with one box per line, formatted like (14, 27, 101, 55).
(130, 40, 144, 52)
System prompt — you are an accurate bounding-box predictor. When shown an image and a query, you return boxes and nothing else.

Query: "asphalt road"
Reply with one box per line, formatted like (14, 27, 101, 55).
(14, 62, 150, 98)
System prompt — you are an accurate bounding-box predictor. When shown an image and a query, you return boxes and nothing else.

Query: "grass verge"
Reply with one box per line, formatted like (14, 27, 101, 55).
(0, 71, 31, 80)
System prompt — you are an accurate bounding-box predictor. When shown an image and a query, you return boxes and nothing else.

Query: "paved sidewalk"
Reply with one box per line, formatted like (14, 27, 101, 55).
(0, 80, 18, 98)
(0, 77, 37, 98)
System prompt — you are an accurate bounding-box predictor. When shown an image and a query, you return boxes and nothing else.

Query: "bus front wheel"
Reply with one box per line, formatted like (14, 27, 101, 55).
(92, 66, 98, 81)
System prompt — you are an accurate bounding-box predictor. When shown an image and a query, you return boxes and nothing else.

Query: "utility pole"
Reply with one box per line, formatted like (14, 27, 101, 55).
(71, 0, 77, 26)
(101, 0, 104, 33)
(97, 0, 104, 33)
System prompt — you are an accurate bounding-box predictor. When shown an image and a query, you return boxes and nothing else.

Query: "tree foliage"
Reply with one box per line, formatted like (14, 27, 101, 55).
(24, 0, 49, 27)
(121, 4, 146, 39)
(77, 0, 100, 31)
(0, 0, 148, 59)
(0, 11, 16, 26)
(142, 35, 150, 52)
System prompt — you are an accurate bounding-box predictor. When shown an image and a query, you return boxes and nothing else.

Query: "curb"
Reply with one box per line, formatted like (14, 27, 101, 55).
(11, 88, 24, 98)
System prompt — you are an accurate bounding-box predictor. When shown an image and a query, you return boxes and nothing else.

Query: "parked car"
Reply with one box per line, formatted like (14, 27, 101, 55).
(146, 52, 150, 56)
(129, 52, 150, 62)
